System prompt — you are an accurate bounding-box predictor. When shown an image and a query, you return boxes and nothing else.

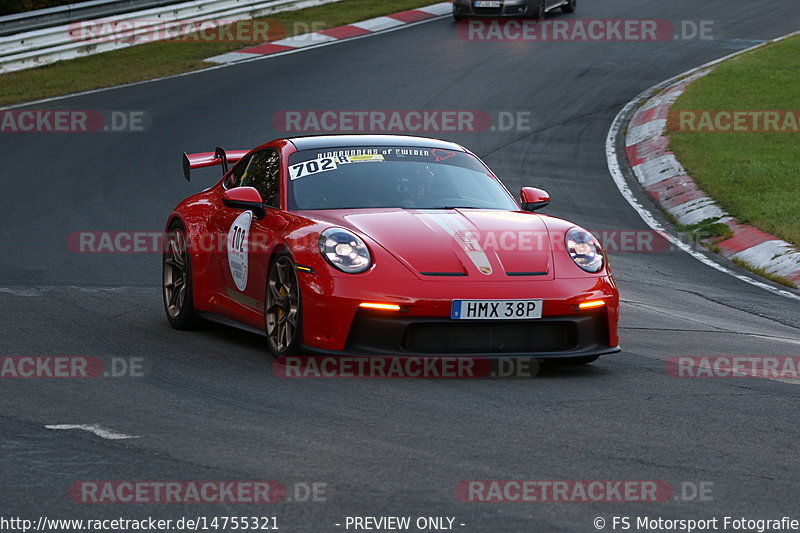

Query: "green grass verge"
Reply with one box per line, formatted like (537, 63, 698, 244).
(675, 217, 734, 243)
(668, 35, 800, 249)
(0, 0, 440, 106)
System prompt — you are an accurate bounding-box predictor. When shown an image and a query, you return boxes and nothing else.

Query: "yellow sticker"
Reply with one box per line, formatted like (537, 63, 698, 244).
(341, 154, 385, 163)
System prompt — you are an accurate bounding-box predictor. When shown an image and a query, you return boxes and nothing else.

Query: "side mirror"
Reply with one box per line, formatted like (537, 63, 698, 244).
(520, 187, 550, 211)
(222, 187, 266, 219)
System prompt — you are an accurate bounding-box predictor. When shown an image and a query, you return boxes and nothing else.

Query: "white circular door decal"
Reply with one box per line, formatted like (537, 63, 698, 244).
(227, 211, 252, 291)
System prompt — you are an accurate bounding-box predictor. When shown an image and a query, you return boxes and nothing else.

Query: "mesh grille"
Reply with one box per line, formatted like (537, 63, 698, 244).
(403, 321, 578, 354)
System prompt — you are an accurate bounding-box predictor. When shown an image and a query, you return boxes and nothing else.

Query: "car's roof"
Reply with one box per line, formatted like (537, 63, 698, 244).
(287, 134, 465, 152)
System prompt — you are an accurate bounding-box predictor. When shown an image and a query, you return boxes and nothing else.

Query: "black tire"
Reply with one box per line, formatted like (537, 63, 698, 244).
(163, 221, 200, 330)
(562, 0, 576, 13)
(530, 0, 546, 19)
(265, 254, 302, 357)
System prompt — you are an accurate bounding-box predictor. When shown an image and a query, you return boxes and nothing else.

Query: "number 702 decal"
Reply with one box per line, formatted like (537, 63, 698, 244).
(289, 157, 337, 180)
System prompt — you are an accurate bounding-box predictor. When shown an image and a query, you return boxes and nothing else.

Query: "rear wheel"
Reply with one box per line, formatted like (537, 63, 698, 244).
(562, 0, 576, 13)
(265, 255, 302, 357)
(163, 222, 199, 329)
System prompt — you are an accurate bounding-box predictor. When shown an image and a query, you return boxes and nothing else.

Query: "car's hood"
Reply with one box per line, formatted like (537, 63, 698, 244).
(313, 209, 555, 280)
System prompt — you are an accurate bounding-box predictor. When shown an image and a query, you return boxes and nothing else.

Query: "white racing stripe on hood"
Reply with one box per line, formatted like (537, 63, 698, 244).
(419, 211, 493, 275)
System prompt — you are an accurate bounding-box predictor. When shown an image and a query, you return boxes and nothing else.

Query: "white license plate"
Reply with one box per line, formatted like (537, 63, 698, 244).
(474, 0, 502, 7)
(451, 299, 543, 320)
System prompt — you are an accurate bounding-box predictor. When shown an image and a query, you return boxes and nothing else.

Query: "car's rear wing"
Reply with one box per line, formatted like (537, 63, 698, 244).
(182, 147, 249, 182)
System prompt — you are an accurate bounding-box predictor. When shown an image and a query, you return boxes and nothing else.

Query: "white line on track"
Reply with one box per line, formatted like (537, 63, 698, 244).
(605, 30, 800, 303)
(44, 424, 139, 440)
(744, 334, 800, 346)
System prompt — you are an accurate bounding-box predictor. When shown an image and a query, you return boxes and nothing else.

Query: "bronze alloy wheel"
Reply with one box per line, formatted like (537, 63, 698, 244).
(164, 229, 188, 319)
(163, 223, 198, 329)
(266, 255, 301, 356)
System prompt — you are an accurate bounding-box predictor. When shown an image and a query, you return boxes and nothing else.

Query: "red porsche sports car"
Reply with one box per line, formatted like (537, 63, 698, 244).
(164, 135, 619, 363)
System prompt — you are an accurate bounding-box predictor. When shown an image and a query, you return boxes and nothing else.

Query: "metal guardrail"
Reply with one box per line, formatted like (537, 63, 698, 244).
(0, 0, 341, 73)
(0, 0, 185, 36)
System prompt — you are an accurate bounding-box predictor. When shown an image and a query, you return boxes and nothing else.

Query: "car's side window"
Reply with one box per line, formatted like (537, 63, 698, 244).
(225, 155, 251, 190)
(226, 150, 281, 208)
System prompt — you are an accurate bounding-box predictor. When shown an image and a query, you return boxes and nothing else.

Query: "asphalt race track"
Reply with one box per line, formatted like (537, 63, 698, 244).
(2, 0, 800, 531)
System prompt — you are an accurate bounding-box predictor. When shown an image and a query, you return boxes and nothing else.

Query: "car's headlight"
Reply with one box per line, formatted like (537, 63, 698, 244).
(565, 227, 604, 273)
(319, 228, 372, 274)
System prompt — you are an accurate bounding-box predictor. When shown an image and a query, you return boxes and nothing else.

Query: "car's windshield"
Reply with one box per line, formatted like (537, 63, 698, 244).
(287, 146, 519, 210)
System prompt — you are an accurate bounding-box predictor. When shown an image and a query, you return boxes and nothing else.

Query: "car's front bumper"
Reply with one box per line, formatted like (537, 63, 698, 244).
(334, 309, 617, 359)
(298, 273, 619, 359)
(453, 0, 534, 18)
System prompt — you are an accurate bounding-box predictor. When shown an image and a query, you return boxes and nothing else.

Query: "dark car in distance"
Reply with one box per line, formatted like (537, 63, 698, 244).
(453, 0, 576, 20)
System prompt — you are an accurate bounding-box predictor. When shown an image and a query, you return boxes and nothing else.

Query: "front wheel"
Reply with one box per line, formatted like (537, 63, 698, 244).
(265, 255, 302, 357)
(531, 0, 546, 19)
(163, 222, 199, 329)
(562, 0, 576, 13)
